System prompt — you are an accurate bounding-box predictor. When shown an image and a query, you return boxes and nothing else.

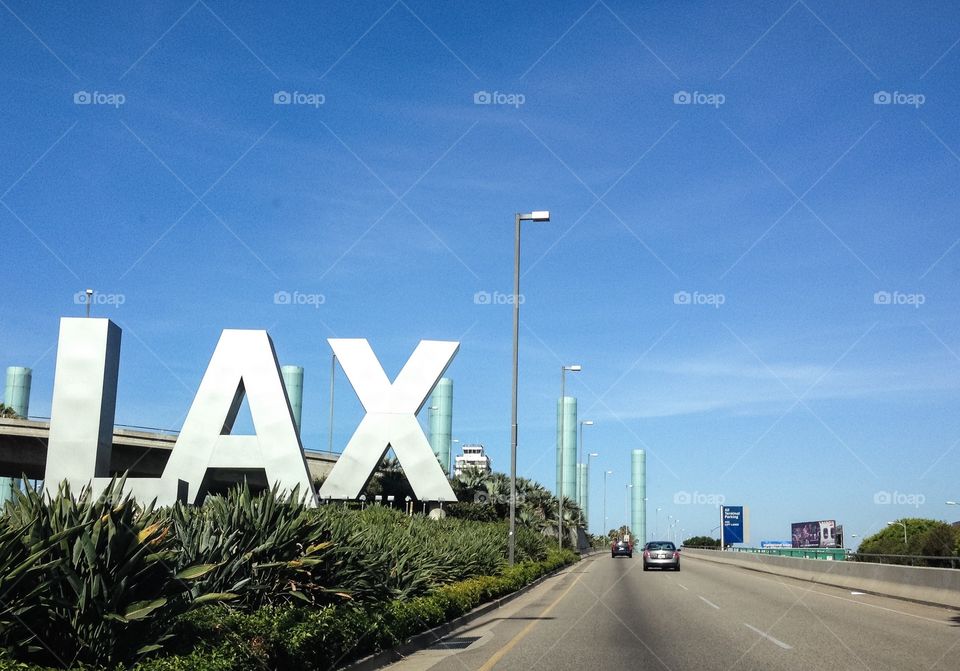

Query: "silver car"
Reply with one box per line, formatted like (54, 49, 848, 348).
(642, 541, 679, 571)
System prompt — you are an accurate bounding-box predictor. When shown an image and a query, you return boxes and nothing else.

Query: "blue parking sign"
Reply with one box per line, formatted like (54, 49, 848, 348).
(723, 506, 745, 544)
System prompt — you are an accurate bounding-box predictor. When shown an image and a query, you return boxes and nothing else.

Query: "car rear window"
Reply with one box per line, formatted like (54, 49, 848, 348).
(647, 542, 675, 550)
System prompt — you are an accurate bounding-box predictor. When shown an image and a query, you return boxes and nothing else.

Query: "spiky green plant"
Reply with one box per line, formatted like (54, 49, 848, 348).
(166, 483, 343, 609)
(0, 480, 216, 667)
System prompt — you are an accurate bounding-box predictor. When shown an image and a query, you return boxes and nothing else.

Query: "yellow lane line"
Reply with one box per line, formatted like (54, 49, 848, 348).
(477, 569, 586, 671)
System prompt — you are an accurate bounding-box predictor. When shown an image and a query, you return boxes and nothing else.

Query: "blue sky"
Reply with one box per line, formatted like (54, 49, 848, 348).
(2, 1, 960, 545)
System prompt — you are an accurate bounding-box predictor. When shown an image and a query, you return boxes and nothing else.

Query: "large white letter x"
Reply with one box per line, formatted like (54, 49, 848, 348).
(319, 339, 459, 502)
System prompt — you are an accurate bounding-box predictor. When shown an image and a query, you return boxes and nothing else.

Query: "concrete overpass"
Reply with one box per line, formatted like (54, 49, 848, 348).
(0, 416, 338, 485)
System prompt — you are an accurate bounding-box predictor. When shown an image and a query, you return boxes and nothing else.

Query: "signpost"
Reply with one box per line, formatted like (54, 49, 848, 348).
(721, 505, 749, 547)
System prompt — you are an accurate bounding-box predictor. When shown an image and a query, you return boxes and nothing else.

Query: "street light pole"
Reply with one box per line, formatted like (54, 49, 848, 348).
(328, 354, 336, 453)
(577, 419, 594, 526)
(558, 364, 581, 551)
(508, 210, 550, 566)
(656, 507, 662, 539)
(603, 470, 613, 536)
(583, 451, 598, 530)
(85, 289, 93, 318)
(624, 484, 633, 531)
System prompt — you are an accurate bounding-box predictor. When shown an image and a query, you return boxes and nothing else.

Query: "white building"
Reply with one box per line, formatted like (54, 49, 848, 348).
(454, 443, 491, 476)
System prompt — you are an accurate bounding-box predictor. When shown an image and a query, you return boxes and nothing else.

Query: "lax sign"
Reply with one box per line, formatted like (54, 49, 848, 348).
(44, 318, 458, 505)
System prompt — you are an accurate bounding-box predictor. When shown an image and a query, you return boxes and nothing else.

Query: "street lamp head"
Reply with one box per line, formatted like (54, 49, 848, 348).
(581, 420, 594, 426)
(518, 211, 550, 222)
(564, 364, 582, 372)
(85, 288, 94, 297)
(947, 501, 958, 505)
(606, 470, 613, 475)
(589, 452, 599, 457)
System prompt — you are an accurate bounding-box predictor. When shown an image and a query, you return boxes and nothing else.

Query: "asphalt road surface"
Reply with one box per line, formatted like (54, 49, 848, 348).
(384, 552, 959, 671)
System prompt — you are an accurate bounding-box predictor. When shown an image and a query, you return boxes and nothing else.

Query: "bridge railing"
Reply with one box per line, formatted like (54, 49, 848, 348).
(682, 545, 960, 568)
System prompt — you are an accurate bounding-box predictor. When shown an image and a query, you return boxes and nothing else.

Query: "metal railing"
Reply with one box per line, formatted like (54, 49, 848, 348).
(683, 545, 960, 569)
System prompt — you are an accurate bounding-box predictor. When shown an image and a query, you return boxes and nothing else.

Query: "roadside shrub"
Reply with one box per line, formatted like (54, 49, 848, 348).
(136, 549, 578, 671)
(165, 484, 344, 608)
(0, 482, 214, 668)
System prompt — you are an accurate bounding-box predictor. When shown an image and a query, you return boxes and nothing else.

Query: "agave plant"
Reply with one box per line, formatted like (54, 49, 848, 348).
(165, 483, 342, 609)
(0, 480, 217, 668)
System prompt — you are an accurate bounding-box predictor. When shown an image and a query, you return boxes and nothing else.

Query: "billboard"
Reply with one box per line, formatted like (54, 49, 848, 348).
(721, 505, 749, 544)
(791, 520, 837, 548)
(760, 540, 792, 548)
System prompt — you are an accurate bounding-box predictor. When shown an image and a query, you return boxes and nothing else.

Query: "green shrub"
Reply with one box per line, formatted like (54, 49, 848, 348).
(165, 484, 344, 608)
(0, 481, 215, 668)
(135, 549, 578, 671)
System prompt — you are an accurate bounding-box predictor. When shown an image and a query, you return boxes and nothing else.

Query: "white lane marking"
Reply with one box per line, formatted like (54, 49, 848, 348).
(685, 554, 950, 625)
(677, 583, 689, 591)
(698, 595, 720, 609)
(744, 623, 793, 650)
(850, 591, 865, 595)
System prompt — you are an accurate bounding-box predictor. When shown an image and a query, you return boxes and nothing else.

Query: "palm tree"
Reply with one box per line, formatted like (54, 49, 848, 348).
(456, 468, 489, 492)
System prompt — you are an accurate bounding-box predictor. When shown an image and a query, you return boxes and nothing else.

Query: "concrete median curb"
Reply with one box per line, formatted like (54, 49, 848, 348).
(345, 551, 600, 671)
(683, 548, 960, 609)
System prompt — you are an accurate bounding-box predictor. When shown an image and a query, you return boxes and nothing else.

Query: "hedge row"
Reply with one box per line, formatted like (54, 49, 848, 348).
(0, 482, 554, 668)
(0, 551, 577, 671)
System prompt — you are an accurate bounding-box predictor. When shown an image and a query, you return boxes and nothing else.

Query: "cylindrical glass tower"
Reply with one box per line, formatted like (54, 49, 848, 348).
(280, 365, 304, 437)
(577, 462, 588, 528)
(1, 367, 31, 505)
(4, 367, 32, 418)
(556, 397, 577, 503)
(428, 378, 453, 475)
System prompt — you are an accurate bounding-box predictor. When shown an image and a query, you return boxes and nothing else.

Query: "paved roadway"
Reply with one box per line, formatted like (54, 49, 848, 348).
(384, 552, 959, 671)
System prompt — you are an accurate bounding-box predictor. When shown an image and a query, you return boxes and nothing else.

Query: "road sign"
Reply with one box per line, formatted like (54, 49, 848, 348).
(721, 505, 749, 545)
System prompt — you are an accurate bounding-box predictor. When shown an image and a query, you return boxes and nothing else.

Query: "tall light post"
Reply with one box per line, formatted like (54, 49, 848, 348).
(577, 419, 594, 525)
(558, 363, 581, 551)
(508, 210, 550, 565)
(84, 289, 94, 318)
(578, 420, 594, 466)
(582, 451, 599, 530)
(888, 521, 908, 546)
(603, 470, 613, 536)
(328, 354, 337, 453)
(656, 507, 662, 539)
(624, 484, 633, 532)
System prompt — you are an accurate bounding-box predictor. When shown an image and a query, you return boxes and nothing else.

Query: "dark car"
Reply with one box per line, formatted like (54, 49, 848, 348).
(642, 541, 679, 570)
(611, 539, 633, 558)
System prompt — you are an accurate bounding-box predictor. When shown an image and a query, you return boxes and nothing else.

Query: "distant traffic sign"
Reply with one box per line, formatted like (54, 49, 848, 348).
(721, 506, 749, 544)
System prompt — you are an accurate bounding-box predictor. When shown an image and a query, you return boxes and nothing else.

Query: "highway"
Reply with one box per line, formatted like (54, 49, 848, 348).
(385, 552, 959, 671)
